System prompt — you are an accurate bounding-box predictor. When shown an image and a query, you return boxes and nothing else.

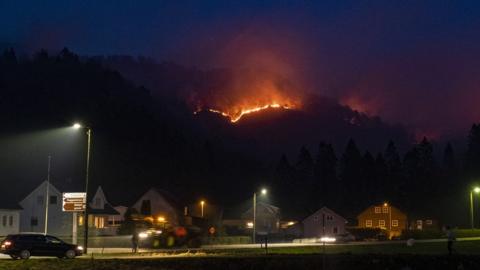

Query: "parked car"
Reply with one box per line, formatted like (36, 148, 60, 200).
(0, 233, 83, 259)
(336, 233, 356, 242)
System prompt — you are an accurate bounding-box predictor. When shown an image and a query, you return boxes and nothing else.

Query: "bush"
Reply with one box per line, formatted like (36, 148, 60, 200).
(347, 228, 382, 240)
(202, 236, 252, 245)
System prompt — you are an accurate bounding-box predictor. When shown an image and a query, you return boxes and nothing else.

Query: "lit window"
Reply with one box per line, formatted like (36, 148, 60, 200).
(382, 207, 389, 213)
(416, 220, 423, 225)
(379, 220, 386, 227)
(246, 222, 254, 228)
(78, 215, 84, 226)
(392, 220, 398, 227)
(94, 217, 105, 228)
(426, 220, 433, 225)
(374, 207, 381, 213)
(366, 220, 372, 227)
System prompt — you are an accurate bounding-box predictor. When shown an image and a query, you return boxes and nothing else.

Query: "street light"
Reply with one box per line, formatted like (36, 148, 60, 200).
(470, 187, 480, 229)
(253, 188, 267, 244)
(200, 200, 205, 218)
(72, 123, 92, 253)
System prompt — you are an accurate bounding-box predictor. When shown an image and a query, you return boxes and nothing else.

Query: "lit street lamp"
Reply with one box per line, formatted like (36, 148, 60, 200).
(253, 188, 267, 244)
(73, 123, 92, 253)
(470, 187, 480, 229)
(200, 200, 205, 218)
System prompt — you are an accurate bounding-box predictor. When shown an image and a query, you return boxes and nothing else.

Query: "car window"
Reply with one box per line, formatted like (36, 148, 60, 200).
(46, 236, 63, 244)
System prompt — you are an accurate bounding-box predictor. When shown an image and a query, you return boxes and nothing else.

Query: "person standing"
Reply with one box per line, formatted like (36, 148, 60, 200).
(445, 226, 456, 255)
(131, 231, 139, 253)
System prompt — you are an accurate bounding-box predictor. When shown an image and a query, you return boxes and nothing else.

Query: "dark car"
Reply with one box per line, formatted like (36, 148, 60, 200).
(0, 234, 83, 259)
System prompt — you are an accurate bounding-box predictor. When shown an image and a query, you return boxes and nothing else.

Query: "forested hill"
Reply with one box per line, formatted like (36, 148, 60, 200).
(2, 49, 479, 227)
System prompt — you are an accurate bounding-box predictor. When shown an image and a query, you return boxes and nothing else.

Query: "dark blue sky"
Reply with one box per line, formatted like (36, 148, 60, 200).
(1, 0, 480, 138)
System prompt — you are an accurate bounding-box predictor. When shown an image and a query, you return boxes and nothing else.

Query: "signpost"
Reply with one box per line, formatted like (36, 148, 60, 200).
(62, 193, 86, 245)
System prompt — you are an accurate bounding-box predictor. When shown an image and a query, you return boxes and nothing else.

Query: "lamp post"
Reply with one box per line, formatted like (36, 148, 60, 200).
(73, 123, 92, 253)
(44, 155, 51, 235)
(200, 201, 205, 218)
(253, 188, 267, 244)
(470, 187, 480, 229)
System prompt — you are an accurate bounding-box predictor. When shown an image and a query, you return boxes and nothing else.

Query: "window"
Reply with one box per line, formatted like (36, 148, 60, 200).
(374, 207, 381, 213)
(326, 215, 333, 221)
(416, 220, 423, 225)
(333, 227, 338, 234)
(78, 215, 84, 226)
(140, 200, 151, 215)
(382, 207, 389, 213)
(392, 220, 399, 227)
(46, 236, 62, 244)
(9, 216, 13, 226)
(50, 196, 57, 205)
(366, 220, 373, 227)
(379, 220, 386, 227)
(2, 216, 6, 226)
(426, 220, 433, 225)
(37, 195, 44, 205)
(314, 215, 319, 221)
(31, 217, 38, 226)
(94, 217, 105, 228)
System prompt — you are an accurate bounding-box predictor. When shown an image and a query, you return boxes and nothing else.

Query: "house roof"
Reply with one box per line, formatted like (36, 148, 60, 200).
(88, 203, 120, 215)
(303, 206, 347, 223)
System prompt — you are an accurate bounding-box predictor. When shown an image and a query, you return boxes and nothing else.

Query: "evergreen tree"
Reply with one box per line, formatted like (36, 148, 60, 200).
(339, 139, 363, 215)
(384, 141, 403, 203)
(374, 153, 388, 202)
(466, 124, 480, 177)
(295, 146, 315, 214)
(361, 151, 377, 207)
(443, 142, 456, 175)
(314, 142, 338, 208)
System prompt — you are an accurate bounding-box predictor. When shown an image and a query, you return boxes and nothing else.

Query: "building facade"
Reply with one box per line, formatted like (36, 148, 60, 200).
(241, 202, 280, 234)
(86, 186, 121, 236)
(19, 181, 73, 237)
(131, 188, 179, 225)
(357, 203, 407, 239)
(0, 208, 21, 236)
(303, 207, 347, 238)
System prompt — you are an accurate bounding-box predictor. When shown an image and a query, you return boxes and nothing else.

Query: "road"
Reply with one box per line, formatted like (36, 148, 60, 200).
(1, 237, 480, 259)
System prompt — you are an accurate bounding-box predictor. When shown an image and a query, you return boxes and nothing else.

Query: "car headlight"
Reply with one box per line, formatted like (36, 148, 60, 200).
(138, 232, 149, 239)
(77, 246, 84, 250)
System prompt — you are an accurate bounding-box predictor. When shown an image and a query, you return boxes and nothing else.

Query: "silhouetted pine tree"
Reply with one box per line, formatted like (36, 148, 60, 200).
(339, 139, 363, 215)
(466, 124, 480, 178)
(314, 142, 338, 209)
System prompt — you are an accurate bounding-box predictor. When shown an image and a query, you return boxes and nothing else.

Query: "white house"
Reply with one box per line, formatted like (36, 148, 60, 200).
(87, 186, 121, 236)
(0, 204, 22, 236)
(303, 207, 347, 238)
(131, 188, 179, 225)
(241, 202, 280, 234)
(19, 181, 73, 237)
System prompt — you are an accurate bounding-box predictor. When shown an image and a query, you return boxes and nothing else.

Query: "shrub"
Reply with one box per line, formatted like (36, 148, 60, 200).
(202, 236, 252, 245)
(347, 228, 382, 240)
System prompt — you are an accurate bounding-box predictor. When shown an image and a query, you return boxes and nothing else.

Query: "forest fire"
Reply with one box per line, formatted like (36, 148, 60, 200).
(198, 103, 295, 123)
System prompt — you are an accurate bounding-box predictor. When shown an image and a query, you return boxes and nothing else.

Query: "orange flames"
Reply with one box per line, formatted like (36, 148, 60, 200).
(197, 103, 295, 123)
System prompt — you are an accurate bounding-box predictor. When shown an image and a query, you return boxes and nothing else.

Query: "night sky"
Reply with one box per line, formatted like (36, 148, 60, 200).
(1, 1, 480, 138)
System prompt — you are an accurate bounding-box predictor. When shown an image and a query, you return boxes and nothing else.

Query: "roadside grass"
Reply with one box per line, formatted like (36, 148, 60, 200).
(1, 241, 480, 270)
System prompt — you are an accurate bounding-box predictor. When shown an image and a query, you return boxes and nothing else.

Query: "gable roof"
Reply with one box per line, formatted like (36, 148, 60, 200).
(303, 206, 347, 223)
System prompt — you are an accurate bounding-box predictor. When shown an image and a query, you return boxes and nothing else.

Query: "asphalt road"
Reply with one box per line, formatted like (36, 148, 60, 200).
(1, 237, 480, 260)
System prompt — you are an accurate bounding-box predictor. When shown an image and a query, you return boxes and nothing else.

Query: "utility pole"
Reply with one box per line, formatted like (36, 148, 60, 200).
(253, 192, 256, 244)
(44, 155, 51, 235)
(84, 128, 92, 253)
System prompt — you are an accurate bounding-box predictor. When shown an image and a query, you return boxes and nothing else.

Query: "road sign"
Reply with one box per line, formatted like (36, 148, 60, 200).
(62, 192, 86, 212)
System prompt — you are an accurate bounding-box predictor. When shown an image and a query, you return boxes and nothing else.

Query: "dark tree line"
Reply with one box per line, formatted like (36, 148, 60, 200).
(272, 130, 480, 226)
